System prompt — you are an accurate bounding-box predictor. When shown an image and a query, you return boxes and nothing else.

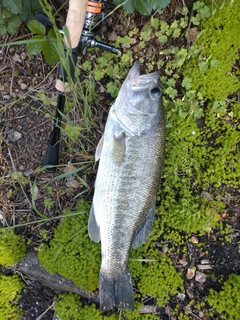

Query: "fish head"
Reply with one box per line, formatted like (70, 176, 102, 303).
(114, 61, 163, 136)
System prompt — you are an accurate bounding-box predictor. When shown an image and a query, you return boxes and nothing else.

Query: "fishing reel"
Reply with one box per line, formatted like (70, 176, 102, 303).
(36, 0, 120, 86)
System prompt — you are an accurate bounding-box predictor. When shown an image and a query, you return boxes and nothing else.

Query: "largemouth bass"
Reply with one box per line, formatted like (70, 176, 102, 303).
(88, 61, 165, 311)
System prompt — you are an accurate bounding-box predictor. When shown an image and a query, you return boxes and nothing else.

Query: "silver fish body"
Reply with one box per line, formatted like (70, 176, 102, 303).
(88, 61, 165, 311)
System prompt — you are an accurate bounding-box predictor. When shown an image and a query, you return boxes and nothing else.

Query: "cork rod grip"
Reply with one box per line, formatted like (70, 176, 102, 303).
(65, 0, 88, 48)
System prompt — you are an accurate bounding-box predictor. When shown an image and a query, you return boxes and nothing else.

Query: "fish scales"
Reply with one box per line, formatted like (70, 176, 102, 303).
(88, 61, 165, 311)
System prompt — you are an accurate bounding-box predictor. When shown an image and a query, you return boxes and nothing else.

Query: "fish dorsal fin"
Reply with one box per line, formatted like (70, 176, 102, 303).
(95, 135, 104, 162)
(88, 205, 101, 242)
(132, 199, 156, 249)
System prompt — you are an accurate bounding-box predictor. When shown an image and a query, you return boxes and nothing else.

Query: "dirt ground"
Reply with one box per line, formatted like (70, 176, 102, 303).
(0, 0, 240, 319)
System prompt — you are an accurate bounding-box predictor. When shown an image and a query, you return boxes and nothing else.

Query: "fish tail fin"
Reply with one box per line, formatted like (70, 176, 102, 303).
(99, 267, 134, 311)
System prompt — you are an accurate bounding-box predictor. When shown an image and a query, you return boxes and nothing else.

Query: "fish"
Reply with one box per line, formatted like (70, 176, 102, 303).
(88, 61, 165, 311)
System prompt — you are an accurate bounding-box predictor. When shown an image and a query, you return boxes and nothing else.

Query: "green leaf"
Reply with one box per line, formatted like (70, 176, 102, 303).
(0, 25, 7, 36)
(211, 58, 219, 67)
(2, 0, 22, 15)
(148, 0, 170, 9)
(28, 20, 45, 36)
(182, 77, 192, 90)
(42, 39, 59, 64)
(7, 15, 21, 35)
(135, 0, 152, 15)
(27, 35, 43, 55)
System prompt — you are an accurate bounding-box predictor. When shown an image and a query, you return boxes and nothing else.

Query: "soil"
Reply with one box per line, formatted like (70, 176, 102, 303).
(0, 1, 240, 320)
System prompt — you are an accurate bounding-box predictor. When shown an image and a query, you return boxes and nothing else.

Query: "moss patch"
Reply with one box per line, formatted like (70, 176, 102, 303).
(38, 199, 101, 292)
(0, 274, 23, 320)
(207, 274, 240, 319)
(184, 0, 240, 101)
(55, 293, 118, 320)
(0, 231, 26, 266)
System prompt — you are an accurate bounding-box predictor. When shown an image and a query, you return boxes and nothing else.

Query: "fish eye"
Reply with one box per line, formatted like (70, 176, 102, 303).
(150, 87, 161, 97)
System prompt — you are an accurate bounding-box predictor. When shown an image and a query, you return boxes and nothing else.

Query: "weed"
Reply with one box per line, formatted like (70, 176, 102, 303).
(0, 0, 41, 35)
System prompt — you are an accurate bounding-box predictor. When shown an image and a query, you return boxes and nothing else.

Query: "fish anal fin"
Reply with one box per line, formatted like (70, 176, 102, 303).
(88, 205, 100, 242)
(95, 136, 104, 162)
(99, 267, 134, 311)
(132, 199, 156, 249)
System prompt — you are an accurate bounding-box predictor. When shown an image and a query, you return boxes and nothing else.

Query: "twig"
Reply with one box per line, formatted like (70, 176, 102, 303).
(36, 302, 55, 320)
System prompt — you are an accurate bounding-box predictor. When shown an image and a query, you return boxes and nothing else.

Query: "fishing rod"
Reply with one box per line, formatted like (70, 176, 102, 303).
(37, 0, 120, 172)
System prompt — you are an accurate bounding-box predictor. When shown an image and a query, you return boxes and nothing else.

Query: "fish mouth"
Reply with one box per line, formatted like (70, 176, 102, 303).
(128, 61, 160, 92)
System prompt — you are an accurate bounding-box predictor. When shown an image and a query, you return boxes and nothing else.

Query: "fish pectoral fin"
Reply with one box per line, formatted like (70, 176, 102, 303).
(132, 199, 156, 249)
(95, 135, 104, 162)
(112, 131, 126, 164)
(88, 205, 101, 242)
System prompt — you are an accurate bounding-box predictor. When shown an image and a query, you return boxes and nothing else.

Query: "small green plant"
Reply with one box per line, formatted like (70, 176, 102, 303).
(130, 253, 183, 307)
(0, 274, 23, 320)
(38, 199, 101, 292)
(0, 231, 26, 266)
(113, 0, 170, 15)
(0, 0, 41, 35)
(27, 20, 59, 64)
(184, 0, 240, 102)
(55, 293, 119, 320)
(207, 274, 240, 319)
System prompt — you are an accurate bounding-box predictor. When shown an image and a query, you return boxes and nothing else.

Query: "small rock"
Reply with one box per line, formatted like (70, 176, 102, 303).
(186, 268, 195, 279)
(199, 311, 205, 318)
(197, 264, 212, 270)
(3, 95, 11, 100)
(17, 90, 25, 98)
(224, 193, 231, 204)
(195, 271, 207, 283)
(130, 38, 137, 45)
(186, 289, 194, 299)
(23, 169, 34, 177)
(184, 305, 192, 313)
(11, 92, 17, 98)
(64, 164, 77, 181)
(201, 191, 213, 201)
(179, 259, 188, 266)
(20, 83, 28, 90)
(7, 131, 22, 142)
(162, 244, 168, 253)
(108, 31, 117, 42)
(33, 185, 41, 200)
(165, 305, 173, 317)
(177, 293, 185, 301)
(188, 27, 199, 41)
(139, 305, 156, 314)
(200, 259, 210, 264)
(12, 53, 21, 63)
(190, 236, 199, 244)
(66, 179, 80, 189)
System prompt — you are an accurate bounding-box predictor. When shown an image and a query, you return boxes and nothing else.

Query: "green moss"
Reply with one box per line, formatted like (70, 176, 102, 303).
(0, 231, 26, 266)
(55, 293, 118, 320)
(130, 251, 183, 307)
(184, 0, 240, 101)
(207, 274, 240, 319)
(0, 274, 23, 320)
(157, 108, 231, 234)
(38, 199, 101, 292)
